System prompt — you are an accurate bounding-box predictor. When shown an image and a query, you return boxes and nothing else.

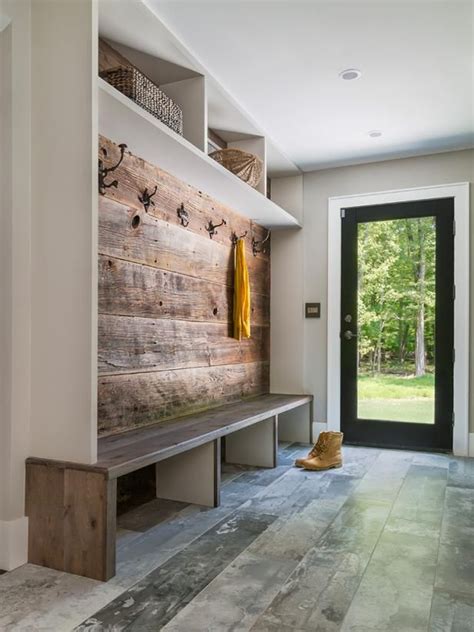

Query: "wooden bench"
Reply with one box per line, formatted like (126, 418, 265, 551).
(25, 393, 313, 581)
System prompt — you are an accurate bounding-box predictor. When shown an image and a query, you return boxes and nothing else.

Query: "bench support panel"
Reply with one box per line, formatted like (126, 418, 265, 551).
(25, 462, 116, 581)
(278, 402, 313, 444)
(225, 415, 278, 468)
(156, 439, 220, 508)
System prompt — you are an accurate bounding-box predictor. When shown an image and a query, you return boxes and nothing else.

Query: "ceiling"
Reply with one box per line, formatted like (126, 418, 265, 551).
(149, 0, 474, 171)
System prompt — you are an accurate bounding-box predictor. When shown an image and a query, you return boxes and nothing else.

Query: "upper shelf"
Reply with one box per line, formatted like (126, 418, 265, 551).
(98, 78, 301, 229)
(98, 0, 299, 179)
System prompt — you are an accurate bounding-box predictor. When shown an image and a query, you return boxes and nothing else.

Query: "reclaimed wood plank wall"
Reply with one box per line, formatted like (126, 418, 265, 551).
(98, 136, 271, 436)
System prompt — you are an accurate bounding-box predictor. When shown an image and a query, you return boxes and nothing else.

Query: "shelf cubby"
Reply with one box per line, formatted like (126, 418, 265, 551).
(98, 0, 301, 228)
(99, 78, 300, 228)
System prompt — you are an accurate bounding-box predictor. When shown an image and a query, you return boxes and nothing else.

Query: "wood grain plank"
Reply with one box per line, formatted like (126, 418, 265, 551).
(98, 136, 271, 258)
(97, 393, 311, 455)
(63, 470, 116, 581)
(99, 255, 270, 325)
(99, 196, 270, 292)
(96, 394, 312, 477)
(25, 463, 65, 572)
(97, 135, 271, 437)
(98, 362, 270, 436)
(98, 314, 269, 375)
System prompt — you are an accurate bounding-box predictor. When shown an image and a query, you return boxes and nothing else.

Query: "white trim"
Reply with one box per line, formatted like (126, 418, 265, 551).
(314, 422, 327, 439)
(328, 183, 470, 456)
(469, 433, 474, 457)
(0, 517, 28, 571)
(0, 16, 11, 32)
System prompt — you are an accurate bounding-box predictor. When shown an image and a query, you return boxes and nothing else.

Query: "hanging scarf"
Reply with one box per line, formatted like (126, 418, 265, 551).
(233, 238, 251, 340)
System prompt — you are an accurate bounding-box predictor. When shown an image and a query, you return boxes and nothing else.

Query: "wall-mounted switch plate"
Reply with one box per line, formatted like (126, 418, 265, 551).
(305, 303, 321, 318)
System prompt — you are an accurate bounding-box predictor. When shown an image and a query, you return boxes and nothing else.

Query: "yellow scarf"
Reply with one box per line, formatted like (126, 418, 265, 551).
(233, 239, 251, 340)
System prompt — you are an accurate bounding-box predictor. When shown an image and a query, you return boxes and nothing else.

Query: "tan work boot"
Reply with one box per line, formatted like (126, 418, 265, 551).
(301, 431, 343, 471)
(294, 432, 328, 467)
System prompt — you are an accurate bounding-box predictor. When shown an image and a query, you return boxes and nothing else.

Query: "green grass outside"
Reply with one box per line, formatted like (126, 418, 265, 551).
(358, 373, 435, 424)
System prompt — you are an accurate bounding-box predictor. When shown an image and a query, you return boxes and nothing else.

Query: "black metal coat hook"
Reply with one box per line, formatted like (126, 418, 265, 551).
(231, 230, 248, 246)
(138, 185, 157, 212)
(98, 143, 127, 195)
(206, 218, 226, 239)
(177, 203, 190, 227)
(252, 229, 271, 256)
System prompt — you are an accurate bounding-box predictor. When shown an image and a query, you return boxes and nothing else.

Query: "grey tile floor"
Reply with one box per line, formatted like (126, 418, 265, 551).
(0, 444, 473, 631)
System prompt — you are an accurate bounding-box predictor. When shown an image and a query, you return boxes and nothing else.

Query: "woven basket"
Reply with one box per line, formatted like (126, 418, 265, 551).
(101, 66, 183, 136)
(210, 148, 263, 189)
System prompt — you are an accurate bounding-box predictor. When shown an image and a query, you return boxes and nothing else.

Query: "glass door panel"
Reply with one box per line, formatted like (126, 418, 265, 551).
(356, 217, 436, 424)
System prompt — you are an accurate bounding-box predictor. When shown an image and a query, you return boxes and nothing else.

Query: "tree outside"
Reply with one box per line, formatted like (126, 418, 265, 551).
(357, 217, 436, 424)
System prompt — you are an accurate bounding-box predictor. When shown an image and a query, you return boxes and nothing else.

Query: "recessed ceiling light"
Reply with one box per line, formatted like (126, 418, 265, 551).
(368, 130, 382, 138)
(339, 68, 362, 81)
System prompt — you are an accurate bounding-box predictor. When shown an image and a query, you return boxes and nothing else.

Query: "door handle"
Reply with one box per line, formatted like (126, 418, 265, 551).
(343, 330, 358, 340)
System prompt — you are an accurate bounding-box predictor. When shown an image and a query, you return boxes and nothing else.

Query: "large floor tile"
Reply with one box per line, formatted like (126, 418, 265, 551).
(162, 552, 296, 631)
(252, 496, 391, 630)
(0, 564, 122, 632)
(247, 509, 330, 562)
(447, 458, 474, 489)
(329, 447, 381, 480)
(117, 498, 189, 533)
(341, 531, 439, 632)
(237, 465, 289, 487)
(362, 449, 414, 479)
(412, 451, 453, 469)
(252, 547, 375, 631)
(76, 511, 276, 631)
(440, 486, 474, 548)
(435, 542, 474, 596)
(113, 478, 264, 588)
(429, 588, 474, 632)
(388, 463, 447, 529)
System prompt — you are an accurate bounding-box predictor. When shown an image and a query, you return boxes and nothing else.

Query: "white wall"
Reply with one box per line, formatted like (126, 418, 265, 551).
(270, 176, 313, 433)
(30, 0, 98, 462)
(272, 149, 474, 431)
(0, 0, 98, 571)
(270, 175, 304, 393)
(0, 0, 31, 571)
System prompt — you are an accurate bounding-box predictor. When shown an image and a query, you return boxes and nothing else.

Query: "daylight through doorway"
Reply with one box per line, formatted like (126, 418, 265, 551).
(357, 217, 435, 424)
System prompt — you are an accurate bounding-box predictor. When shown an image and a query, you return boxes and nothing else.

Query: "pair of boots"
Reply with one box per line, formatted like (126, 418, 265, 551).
(295, 431, 343, 470)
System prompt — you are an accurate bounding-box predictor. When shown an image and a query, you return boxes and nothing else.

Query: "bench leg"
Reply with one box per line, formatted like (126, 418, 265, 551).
(25, 462, 117, 581)
(155, 439, 220, 508)
(278, 402, 313, 444)
(225, 416, 278, 468)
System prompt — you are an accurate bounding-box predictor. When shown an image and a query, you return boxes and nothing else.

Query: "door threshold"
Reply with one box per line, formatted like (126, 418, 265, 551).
(343, 440, 452, 455)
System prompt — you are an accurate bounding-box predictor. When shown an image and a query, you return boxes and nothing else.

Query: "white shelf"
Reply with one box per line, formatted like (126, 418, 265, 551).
(98, 0, 300, 179)
(99, 78, 301, 229)
(103, 38, 207, 152)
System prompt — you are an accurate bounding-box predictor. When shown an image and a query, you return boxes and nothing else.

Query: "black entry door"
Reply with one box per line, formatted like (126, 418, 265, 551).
(341, 198, 454, 451)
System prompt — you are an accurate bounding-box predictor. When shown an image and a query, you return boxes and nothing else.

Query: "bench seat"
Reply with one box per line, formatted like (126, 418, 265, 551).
(97, 393, 313, 478)
(25, 393, 313, 581)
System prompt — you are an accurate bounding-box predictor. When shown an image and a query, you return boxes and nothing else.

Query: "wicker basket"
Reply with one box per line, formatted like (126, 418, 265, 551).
(101, 66, 183, 136)
(210, 148, 263, 189)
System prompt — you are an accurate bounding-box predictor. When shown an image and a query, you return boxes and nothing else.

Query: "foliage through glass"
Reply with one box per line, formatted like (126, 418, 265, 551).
(357, 217, 436, 424)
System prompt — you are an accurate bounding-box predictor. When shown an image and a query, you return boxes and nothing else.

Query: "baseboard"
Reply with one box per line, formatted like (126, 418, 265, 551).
(313, 422, 327, 439)
(0, 516, 28, 571)
(320, 424, 472, 457)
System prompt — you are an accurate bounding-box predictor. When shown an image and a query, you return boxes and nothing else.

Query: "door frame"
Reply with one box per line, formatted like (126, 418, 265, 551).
(327, 183, 470, 456)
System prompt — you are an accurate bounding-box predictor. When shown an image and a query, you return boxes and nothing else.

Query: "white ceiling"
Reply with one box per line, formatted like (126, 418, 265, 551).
(150, 0, 474, 171)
